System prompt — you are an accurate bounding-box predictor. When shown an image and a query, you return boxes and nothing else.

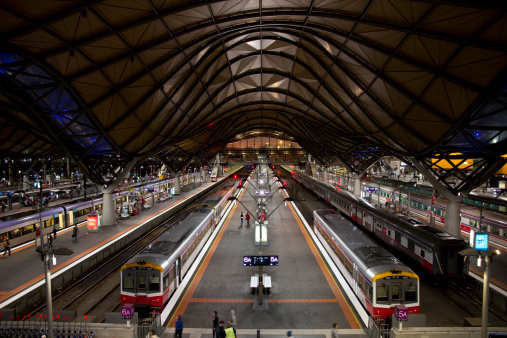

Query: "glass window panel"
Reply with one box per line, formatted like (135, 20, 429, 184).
(149, 276, 160, 292)
(377, 285, 389, 303)
(123, 275, 134, 291)
(404, 285, 417, 302)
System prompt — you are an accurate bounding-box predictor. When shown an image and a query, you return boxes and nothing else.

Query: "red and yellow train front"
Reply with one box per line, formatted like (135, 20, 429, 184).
(369, 270, 420, 319)
(120, 262, 167, 311)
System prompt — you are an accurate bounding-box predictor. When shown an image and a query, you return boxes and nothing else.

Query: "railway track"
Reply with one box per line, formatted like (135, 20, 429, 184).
(28, 183, 231, 323)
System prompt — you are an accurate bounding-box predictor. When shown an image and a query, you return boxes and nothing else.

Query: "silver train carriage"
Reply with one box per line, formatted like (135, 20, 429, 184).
(292, 170, 467, 277)
(314, 209, 420, 319)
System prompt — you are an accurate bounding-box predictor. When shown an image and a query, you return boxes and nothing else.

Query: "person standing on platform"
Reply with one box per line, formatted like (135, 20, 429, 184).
(287, 331, 293, 338)
(227, 310, 237, 331)
(174, 314, 183, 338)
(240, 212, 244, 226)
(0, 201, 5, 213)
(72, 225, 79, 240)
(53, 227, 57, 239)
(225, 323, 236, 338)
(331, 323, 339, 338)
(3, 238, 11, 257)
(48, 234, 53, 249)
(245, 213, 250, 226)
(212, 311, 219, 338)
(216, 321, 226, 338)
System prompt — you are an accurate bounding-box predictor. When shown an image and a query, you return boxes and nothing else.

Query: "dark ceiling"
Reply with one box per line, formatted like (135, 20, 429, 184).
(0, 0, 506, 189)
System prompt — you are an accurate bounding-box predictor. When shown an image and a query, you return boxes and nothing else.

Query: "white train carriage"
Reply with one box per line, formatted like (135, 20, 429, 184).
(120, 207, 215, 310)
(314, 209, 420, 319)
(120, 179, 239, 311)
(292, 170, 467, 277)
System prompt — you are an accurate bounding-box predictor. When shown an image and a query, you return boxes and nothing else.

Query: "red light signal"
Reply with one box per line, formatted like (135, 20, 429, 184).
(283, 181, 287, 186)
(234, 174, 238, 179)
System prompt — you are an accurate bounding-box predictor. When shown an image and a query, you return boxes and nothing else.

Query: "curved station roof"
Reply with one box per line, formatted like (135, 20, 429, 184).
(0, 0, 506, 190)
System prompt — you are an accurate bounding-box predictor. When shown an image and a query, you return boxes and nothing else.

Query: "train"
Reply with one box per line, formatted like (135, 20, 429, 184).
(120, 179, 239, 312)
(0, 179, 174, 251)
(359, 179, 507, 246)
(313, 209, 420, 318)
(290, 170, 468, 277)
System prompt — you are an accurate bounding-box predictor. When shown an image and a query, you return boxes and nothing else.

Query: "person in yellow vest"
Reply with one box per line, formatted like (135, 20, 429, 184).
(225, 322, 236, 338)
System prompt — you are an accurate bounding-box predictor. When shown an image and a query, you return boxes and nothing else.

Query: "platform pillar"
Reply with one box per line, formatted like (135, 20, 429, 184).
(174, 172, 182, 195)
(445, 197, 462, 238)
(67, 157, 71, 178)
(23, 174, 30, 191)
(322, 169, 328, 183)
(101, 190, 116, 226)
(353, 174, 362, 197)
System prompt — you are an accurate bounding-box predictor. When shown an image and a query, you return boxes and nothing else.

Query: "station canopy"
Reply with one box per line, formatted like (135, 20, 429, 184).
(0, 0, 506, 188)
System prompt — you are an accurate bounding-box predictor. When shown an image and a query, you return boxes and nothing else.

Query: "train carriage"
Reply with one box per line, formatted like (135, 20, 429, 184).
(313, 209, 420, 318)
(0, 207, 65, 247)
(120, 207, 215, 310)
(292, 170, 467, 277)
(120, 178, 239, 312)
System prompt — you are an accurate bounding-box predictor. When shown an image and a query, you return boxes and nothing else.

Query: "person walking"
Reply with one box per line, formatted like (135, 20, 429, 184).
(216, 321, 226, 338)
(72, 225, 79, 240)
(175, 314, 183, 338)
(245, 213, 250, 226)
(240, 212, 244, 226)
(3, 238, 11, 257)
(212, 311, 219, 338)
(331, 323, 339, 338)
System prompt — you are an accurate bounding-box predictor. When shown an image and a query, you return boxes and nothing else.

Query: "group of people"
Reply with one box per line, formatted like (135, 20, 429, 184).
(239, 212, 250, 227)
(212, 310, 237, 338)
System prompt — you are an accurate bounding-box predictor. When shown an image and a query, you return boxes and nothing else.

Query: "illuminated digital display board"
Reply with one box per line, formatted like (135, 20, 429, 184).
(243, 255, 279, 266)
(474, 232, 489, 251)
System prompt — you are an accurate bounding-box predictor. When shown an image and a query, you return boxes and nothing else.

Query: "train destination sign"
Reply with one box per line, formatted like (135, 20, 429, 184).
(243, 255, 279, 266)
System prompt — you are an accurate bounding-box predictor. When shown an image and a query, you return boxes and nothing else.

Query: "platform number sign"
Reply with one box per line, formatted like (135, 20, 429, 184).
(395, 305, 408, 321)
(121, 304, 134, 319)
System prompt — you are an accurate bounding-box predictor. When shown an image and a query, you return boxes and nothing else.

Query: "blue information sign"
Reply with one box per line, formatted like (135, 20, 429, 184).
(474, 233, 488, 251)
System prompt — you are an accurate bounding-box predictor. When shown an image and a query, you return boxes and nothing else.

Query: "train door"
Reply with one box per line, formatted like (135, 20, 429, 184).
(351, 206, 357, 222)
(392, 282, 402, 303)
(57, 212, 64, 230)
(176, 258, 181, 285)
(353, 264, 358, 293)
(68, 209, 75, 226)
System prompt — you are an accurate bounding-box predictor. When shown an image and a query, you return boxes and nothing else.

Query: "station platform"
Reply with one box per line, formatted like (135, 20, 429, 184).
(162, 176, 367, 337)
(0, 178, 219, 307)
